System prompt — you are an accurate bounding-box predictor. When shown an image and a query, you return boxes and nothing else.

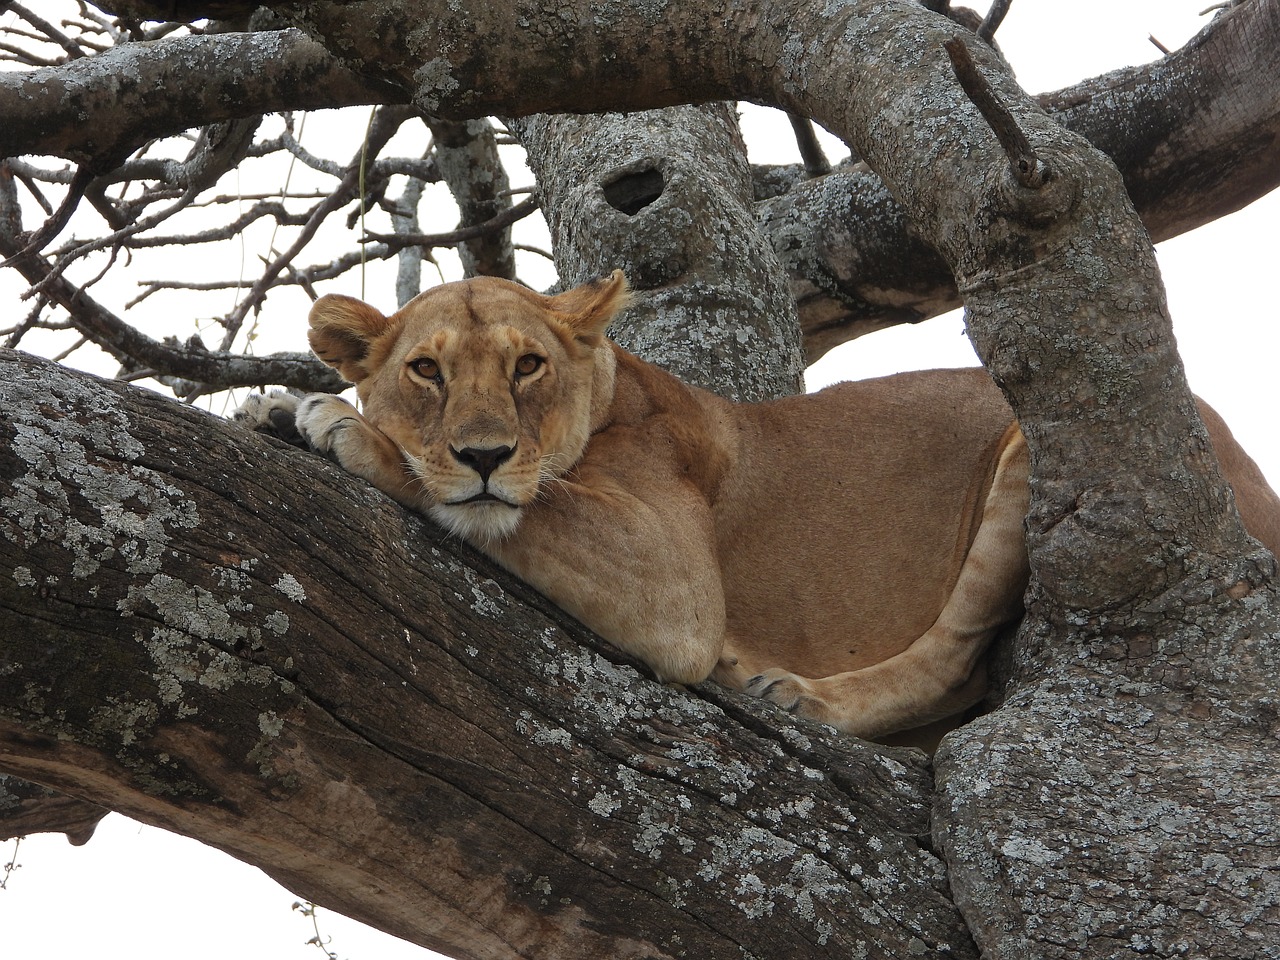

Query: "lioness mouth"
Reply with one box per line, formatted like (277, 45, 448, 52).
(452, 492, 518, 507)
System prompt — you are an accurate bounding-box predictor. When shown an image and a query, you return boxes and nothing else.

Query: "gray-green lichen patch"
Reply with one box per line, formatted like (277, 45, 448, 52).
(3, 369, 302, 752)
(937, 673, 1280, 957)
(1, 372, 197, 580)
(273, 573, 307, 602)
(513, 623, 953, 948)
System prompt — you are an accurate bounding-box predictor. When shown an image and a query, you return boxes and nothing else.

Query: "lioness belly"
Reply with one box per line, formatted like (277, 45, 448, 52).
(712, 368, 1013, 679)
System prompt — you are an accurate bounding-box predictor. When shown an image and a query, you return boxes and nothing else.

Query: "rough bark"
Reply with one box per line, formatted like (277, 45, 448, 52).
(2, 2, 1279, 958)
(762, 0, 1280, 359)
(0, 775, 109, 845)
(426, 117, 518, 282)
(0, 29, 402, 169)
(0, 348, 971, 960)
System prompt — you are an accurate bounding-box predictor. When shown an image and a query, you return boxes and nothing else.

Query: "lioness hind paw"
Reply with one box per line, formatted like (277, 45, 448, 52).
(745, 670, 823, 719)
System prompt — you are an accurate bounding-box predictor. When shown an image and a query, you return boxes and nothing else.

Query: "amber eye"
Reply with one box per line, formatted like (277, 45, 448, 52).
(409, 357, 442, 384)
(514, 354, 543, 378)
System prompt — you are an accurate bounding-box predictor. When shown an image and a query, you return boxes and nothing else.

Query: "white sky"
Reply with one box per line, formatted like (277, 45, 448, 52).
(4, 3, 1277, 959)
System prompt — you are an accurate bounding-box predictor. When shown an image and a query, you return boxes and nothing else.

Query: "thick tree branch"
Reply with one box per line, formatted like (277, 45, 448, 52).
(425, 117, 518, 281)
(0, 28, 402, 166)
(0, 349, 970, 960)
(771, 0, 1280, 358)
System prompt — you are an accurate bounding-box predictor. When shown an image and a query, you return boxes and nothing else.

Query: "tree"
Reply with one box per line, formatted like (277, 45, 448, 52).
(2, 1, 1279, 958)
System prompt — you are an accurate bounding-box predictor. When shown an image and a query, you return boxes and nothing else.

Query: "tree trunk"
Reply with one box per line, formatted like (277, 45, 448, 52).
(512, 104, 804, 400)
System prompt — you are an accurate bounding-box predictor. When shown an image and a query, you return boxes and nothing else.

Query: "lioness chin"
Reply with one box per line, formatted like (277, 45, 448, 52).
(236, 271, 1280, 747)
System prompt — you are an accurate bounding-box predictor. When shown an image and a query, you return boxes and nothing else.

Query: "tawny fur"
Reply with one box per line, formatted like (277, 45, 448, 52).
(237, 272, 1280, 746)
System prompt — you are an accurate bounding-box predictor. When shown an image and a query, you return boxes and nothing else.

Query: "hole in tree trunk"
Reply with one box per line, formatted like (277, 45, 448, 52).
(602, 167, 665, 215)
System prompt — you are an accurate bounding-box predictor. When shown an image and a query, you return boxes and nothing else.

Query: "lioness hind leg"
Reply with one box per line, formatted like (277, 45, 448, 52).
(744, 425, 1030, 741)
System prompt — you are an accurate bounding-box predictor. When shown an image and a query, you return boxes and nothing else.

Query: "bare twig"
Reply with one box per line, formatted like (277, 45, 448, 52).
(216, 105, 416, 350)
(977, 0, 1013, 43)
(9, 2, 87, 60)
(943, 36, 1047, 189)
(0, 164, 93, 267)
(786, 113, 832, 178)
(364, 194, 540, 255)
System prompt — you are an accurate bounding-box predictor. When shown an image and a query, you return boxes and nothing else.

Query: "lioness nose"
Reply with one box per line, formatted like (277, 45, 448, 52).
(451, 444, 515, 482)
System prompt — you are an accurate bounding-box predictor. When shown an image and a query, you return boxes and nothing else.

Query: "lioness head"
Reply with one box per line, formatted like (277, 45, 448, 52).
(307, 271, 630, 543)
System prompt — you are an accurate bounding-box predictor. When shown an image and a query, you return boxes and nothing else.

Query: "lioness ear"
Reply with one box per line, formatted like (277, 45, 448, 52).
(548, 270, 631, 347)
(307, 294, 392, 384)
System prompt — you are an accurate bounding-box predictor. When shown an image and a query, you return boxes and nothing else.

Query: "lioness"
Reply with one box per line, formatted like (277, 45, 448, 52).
(237, 272, 1280, 744)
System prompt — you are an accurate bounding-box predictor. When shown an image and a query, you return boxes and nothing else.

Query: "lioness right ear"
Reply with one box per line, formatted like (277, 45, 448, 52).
(308, 294, 392, 384)
(548, 270, 631, 347)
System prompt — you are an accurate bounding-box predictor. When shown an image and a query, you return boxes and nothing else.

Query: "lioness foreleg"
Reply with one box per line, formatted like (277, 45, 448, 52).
(745, 427, 1030, 740)
(237, 392, 426, 511)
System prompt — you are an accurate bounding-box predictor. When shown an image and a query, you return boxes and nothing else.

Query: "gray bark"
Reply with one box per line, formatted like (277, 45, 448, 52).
(2, 2, 1279, 958)
(762, 0, 1280, 359)
(426, 117, 518, 282)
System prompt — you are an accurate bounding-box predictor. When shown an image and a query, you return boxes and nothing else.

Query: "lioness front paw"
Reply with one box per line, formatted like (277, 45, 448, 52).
(294, 394, 362, 458)
(233, 391, 305, 447)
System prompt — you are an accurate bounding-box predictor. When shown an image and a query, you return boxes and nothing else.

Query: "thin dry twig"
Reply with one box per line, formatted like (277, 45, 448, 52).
(977, 0, 1013, 43)
(943, 36, 1047, 189)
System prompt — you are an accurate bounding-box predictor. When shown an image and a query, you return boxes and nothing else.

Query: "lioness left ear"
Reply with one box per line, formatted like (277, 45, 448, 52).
(308, 294, 393, 384)
(548, 270, 631, 347)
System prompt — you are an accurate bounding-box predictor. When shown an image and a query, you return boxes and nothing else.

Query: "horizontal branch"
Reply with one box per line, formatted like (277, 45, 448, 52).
(363, 194, 539, 253)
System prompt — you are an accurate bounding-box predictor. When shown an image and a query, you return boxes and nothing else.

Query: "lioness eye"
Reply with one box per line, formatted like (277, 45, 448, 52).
(515, 354, 543, 378)
(410, 358, 442, 383)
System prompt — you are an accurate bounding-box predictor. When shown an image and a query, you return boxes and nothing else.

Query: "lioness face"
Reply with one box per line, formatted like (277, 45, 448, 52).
(307, 273, 628, 544)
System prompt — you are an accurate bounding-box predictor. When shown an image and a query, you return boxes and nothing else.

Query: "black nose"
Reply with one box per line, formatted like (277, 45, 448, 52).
(451, 444, 515, 482)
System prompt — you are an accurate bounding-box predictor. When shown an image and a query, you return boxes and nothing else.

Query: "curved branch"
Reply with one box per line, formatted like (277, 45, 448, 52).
(0, 219, 344, 391)
(0, 775, 109, 845)
(773, 0, 1280, 358)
